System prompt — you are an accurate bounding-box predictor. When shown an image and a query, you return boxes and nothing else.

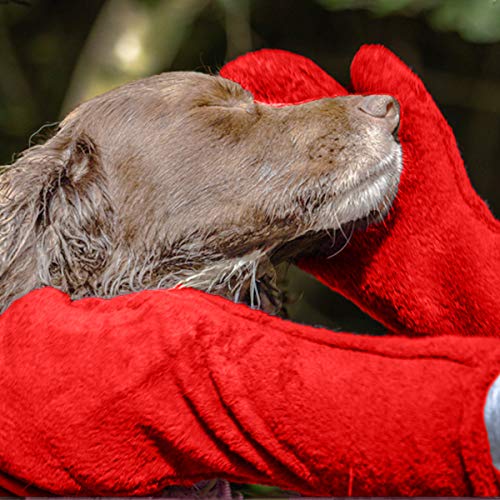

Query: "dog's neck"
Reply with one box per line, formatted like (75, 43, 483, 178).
(176, 250, 284, 314)
(0, 198, 285, 314)
(98, 246, 284, 315)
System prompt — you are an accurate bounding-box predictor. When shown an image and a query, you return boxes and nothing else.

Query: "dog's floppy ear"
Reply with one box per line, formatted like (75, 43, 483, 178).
(0, 132, 115, 310)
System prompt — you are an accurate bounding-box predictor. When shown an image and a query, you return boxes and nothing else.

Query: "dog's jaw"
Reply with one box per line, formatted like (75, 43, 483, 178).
(312, 143, 403, 232)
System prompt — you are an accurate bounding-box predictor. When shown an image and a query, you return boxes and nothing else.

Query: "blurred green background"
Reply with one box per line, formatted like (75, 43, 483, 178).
(1, 0, 499, 336)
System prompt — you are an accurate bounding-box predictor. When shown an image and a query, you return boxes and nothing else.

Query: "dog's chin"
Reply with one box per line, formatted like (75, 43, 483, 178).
(269, 144, 402, 264)
(288, 144, 402, 260)
(312, 143, 402, 233)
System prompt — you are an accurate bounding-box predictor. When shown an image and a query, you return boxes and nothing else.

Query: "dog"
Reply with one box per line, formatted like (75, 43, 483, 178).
(0, 71, 402, 314)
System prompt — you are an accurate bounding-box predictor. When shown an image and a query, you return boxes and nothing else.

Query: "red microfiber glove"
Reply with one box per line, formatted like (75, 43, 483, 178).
(0, 47, 499, 497)
(221, 46, 500, 338)
(1, 287, 500, 496)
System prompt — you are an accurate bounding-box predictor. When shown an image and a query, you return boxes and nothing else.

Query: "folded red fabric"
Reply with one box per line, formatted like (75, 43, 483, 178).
(1, 287, 500, 496)
(221, 45, 500, 338)
(0, 46, 499, 497)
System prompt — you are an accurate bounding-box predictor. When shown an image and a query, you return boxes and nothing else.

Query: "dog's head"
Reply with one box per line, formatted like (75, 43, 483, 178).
(0, 71, 401, 312)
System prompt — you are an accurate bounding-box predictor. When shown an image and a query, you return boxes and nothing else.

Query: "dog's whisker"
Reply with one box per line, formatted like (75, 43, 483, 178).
(327, 220, 355, 260)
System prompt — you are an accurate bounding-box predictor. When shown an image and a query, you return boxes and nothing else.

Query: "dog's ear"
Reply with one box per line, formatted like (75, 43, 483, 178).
(0, 132, 115, 308)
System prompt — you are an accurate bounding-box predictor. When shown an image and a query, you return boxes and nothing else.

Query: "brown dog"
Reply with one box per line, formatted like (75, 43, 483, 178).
(0, 72, 401, 313)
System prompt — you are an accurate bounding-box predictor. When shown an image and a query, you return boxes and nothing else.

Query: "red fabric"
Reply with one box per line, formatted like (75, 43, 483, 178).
(221, 46, 500, 338)
(1, 287, 500, 496)
(0, 46, 499, 496)
(220, 48, 348, 104)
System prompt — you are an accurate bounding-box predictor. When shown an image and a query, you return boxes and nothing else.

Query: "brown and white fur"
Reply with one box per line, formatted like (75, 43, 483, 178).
(0, 72, 402, 314)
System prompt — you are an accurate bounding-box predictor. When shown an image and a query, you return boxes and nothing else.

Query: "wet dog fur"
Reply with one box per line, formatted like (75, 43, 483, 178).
(0, 72, 402, 314)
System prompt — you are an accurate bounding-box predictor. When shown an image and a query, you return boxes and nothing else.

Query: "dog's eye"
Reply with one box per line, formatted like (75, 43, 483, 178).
(209, 101, 259, 119)
(218, 80, 254, 102)
(196, 80, 254, 108)
(196, 97, 257, 116)
(190, 79, 259, 119)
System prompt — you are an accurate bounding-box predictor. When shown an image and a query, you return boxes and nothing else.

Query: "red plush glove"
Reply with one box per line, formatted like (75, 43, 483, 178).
(221, 46, 500, 338)
(1, 287, 500, 496)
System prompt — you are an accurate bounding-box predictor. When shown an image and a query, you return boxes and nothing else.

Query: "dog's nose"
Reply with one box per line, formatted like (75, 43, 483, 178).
(358, 95, 400, 136)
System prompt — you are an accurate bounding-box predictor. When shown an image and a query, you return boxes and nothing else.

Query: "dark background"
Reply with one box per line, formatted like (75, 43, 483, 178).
(1, 0, 499, 335)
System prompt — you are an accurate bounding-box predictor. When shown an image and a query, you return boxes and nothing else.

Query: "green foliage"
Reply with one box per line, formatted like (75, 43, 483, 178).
(233, 483, 301, 498)
(319, 0, 500, 42)
(431, 0, 500, 43)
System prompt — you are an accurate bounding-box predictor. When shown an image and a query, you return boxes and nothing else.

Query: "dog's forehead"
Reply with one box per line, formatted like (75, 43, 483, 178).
(151, 72, 251, 105)
(151, 71, 221, 93)
(64, 71, 248, 125)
